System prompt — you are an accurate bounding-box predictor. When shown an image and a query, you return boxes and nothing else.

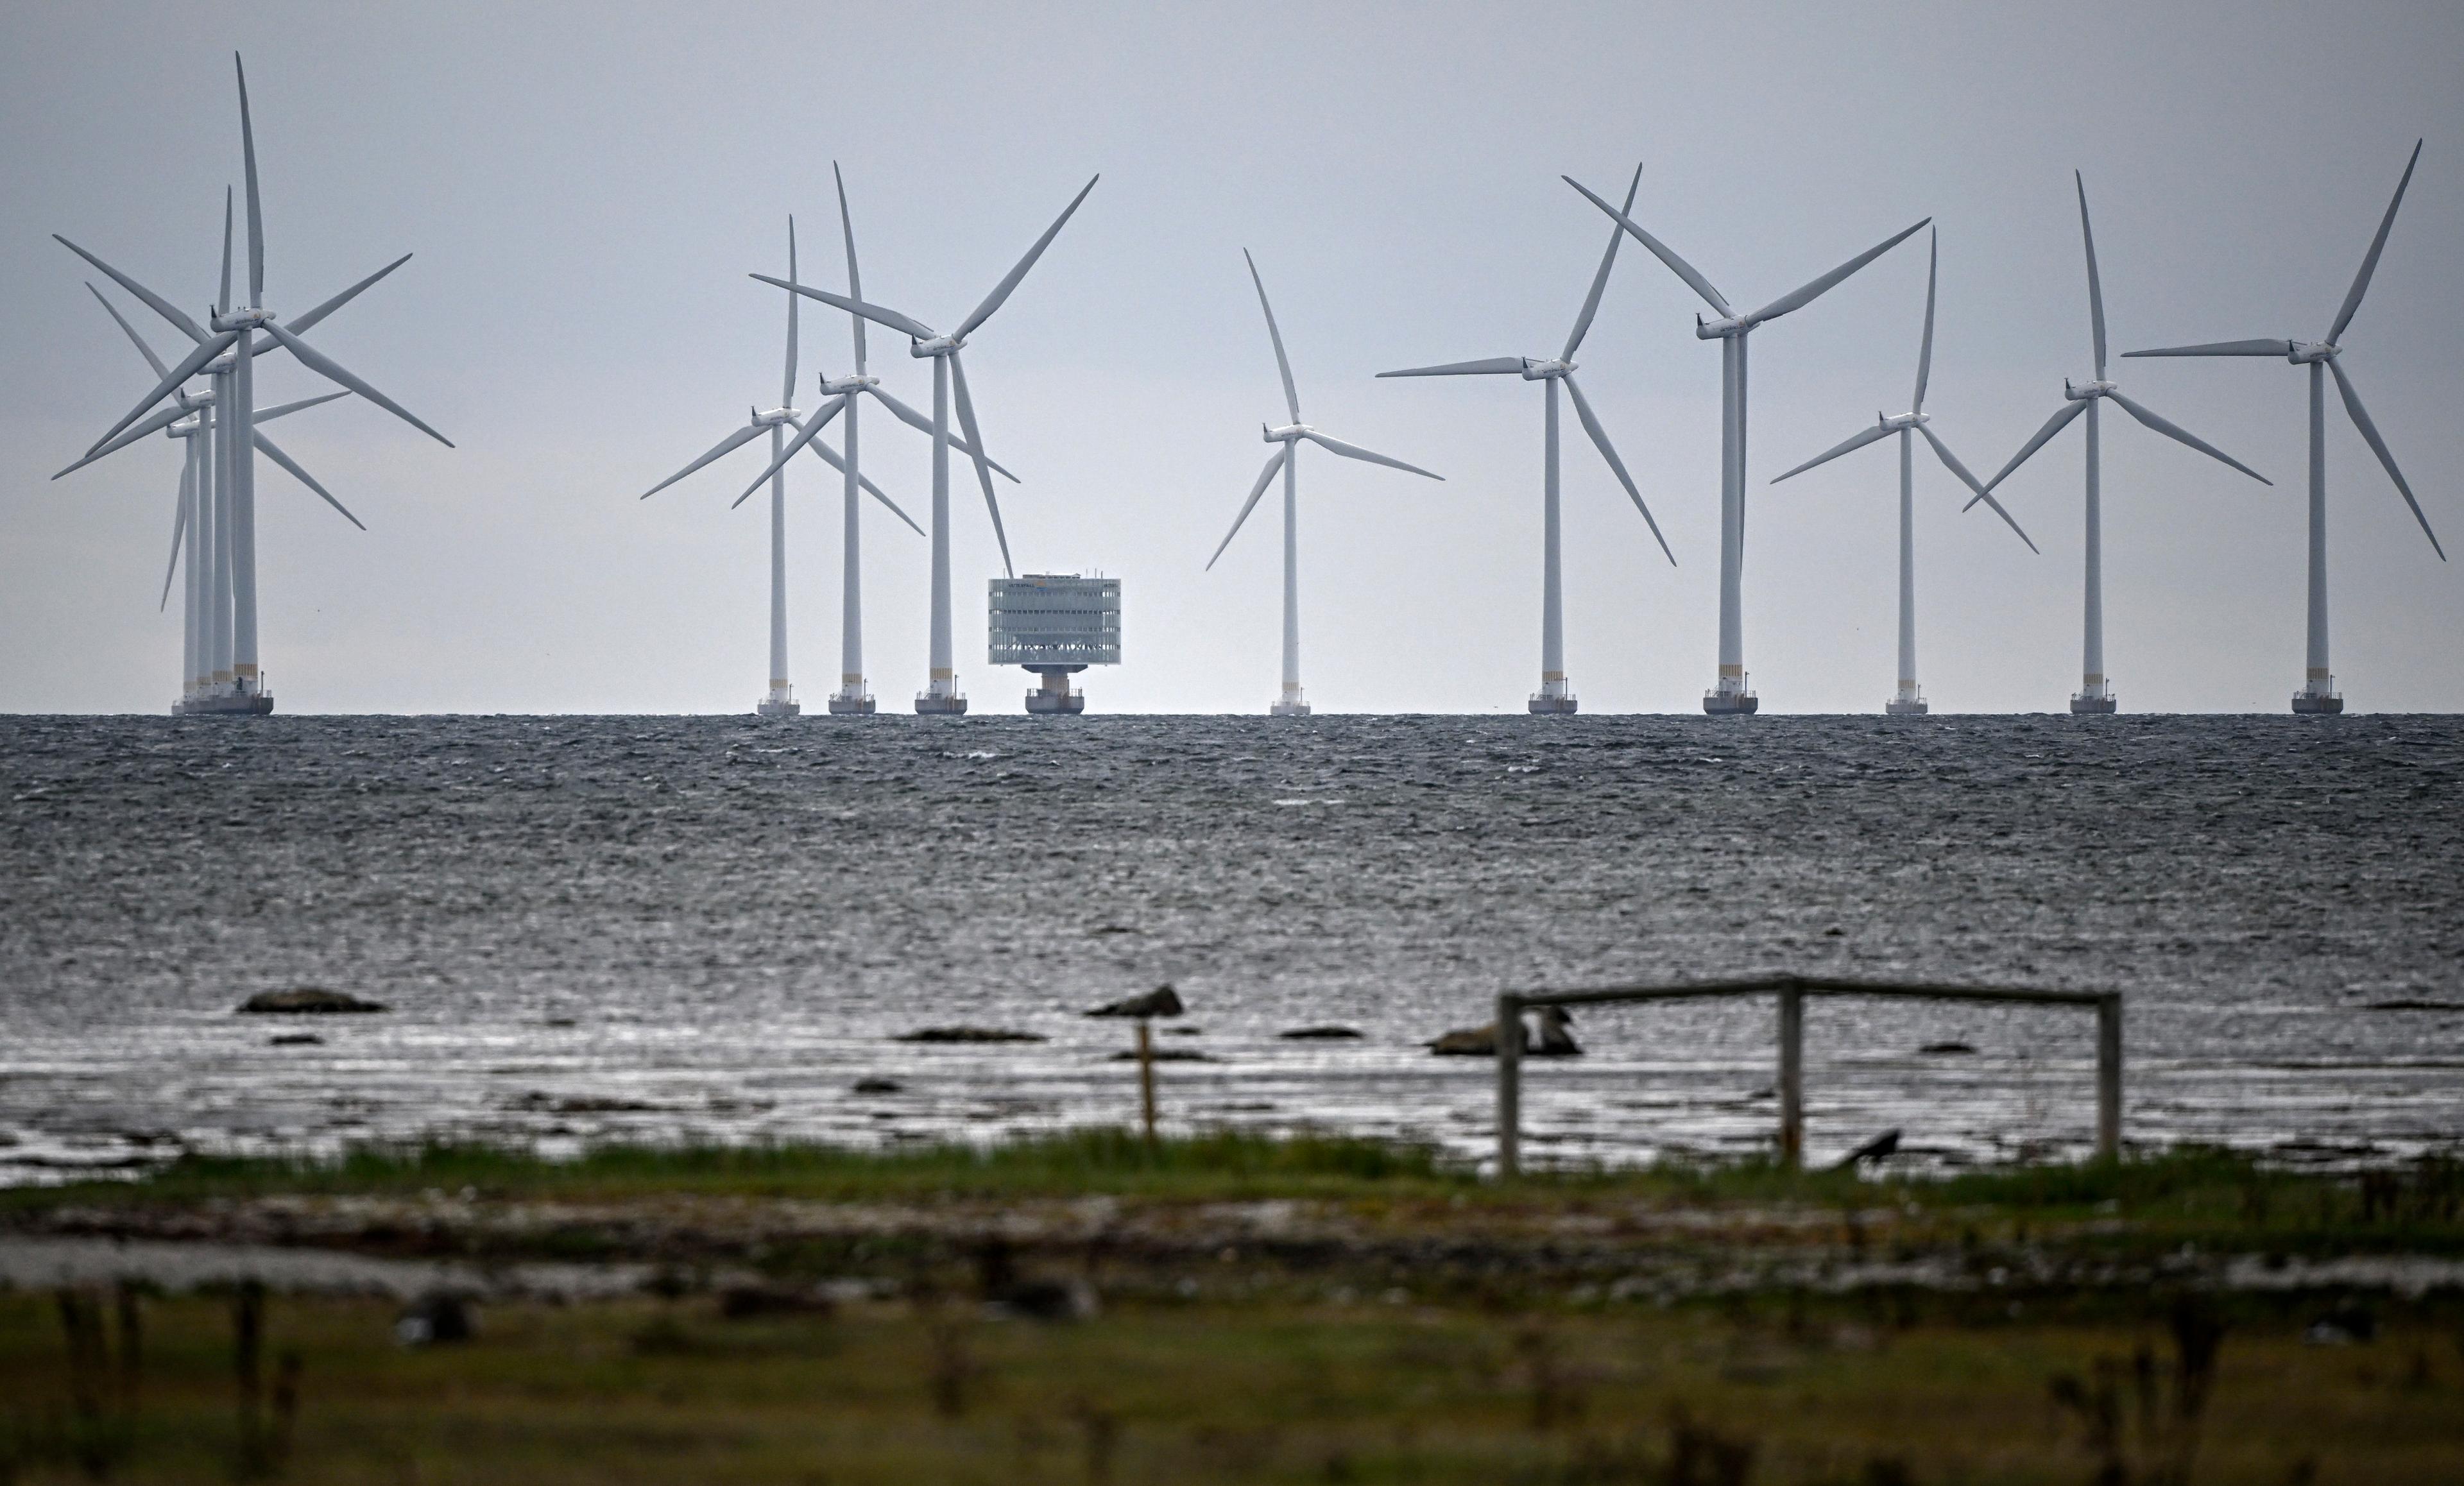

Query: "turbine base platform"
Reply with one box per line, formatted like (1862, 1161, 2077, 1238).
(827, 693, 876, 716)
(1025, 690, 1086, 715)
(914, 692, 969, 716)
(1885, 698, 1929, 716)
(1702, 690, 1759, 716)
(176, 689, 274, 717)
(755, 697, 801, 719)
(2291, 693, 2344, 715)
(1269, 699, 1310, 717)
(2069, 693, 2118, 715)
(1527, 695, 1579, 715)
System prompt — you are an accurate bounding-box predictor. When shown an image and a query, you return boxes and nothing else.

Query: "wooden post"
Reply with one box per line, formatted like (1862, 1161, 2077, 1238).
(1136, 1018, 1158, 1145)
(1494, 993, 1521, 1179)
(2095, 993, 2122, 1161)
(1777, 986, 1804, 1170)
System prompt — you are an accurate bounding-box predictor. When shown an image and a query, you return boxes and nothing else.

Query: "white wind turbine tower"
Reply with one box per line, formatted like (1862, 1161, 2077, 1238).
(60, 277, 350, 707)
(755, 176, 1099, 715)
(1568, 175, 1928, 715)
(726, 167, 1017, 715)
(1770, 229, 2039, 715)
(640, 216, 920, 717)
(1977, 173, 2272, 715)
(1380, 166, 1673, 715)
(2123, 142, 2443, 715)
(1207, 250, 1442, 716)
(60, 53, 447, 715)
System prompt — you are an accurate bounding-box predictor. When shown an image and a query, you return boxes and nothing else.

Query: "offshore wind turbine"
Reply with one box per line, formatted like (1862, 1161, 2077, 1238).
(1770, 229, 2039, 715)
(1208, 250, 1442, 717)
(640, 218, 919, 718)
(755, 175, 1099, 715)
(1977, 173, 2272, 715)
(2124, 142, 2443, 715)
(57, 52, 444, 714)
(1380, 166, 1673, 716)
(64, 278, 350, 705)
(1567, 175, 1928, 714)
(727, 167, 1015, 715)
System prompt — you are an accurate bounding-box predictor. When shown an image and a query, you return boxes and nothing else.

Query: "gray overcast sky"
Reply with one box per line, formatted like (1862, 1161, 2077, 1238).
(4, 0, 2460, 715)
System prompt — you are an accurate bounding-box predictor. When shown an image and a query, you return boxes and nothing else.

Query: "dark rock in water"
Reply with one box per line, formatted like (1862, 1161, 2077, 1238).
(1919, 1040, 1978, 1055)
(987, 1277, 1099, 1322)
(395, 1293, 474, 1346)
(2366, 999, 2464, 1012)
(1430, 1023, 1505, 1056)
(1831, 1129, 1903, 1170)
(1087, 924, 1138, 937)
(1086, 985, 1184, 1019)
(852, 1077, 903, 1095)
(269, 1033, 325, 1047)
(896, 1027, 1048, 1044)
(1165, 1025, 1203, 1036)
(513, 1091, 664, 1114)
(240, 987, 386, 1014)
(1108, 1048, 1215, 1063)
(718, 1284, 835, 1320)
(1280, 1026, 1364, 1040)
(543, 1016, 579, 1029)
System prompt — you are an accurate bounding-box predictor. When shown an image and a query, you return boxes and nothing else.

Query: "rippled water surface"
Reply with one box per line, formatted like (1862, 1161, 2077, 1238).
(3, 713, 2460, 1181)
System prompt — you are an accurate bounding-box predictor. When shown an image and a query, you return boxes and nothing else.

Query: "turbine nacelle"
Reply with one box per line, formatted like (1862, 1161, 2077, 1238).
(2289, 341, 2339, 364)
(1519, 357, 1572, 380)
(210, 307, 271, 332)
(1695, 314, 1749, 340)
(2063, 378, 2117, 402)
(1263, 422, 1310, 443)
(909, 334, 964, 358)
(1881, 411, 1928, 433)
(168, 413, 206, 438)
(819, 373, 879, 396)
(751, 406, 800, 429)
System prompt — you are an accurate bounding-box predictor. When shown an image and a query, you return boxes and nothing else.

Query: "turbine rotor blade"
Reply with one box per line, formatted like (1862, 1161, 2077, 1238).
(280, 253, 413, 339)
(255, 429, 366, 529)
(256, 320, 454, 447)
(1562, 162, 1643, 361)
(254, 389, 350, 425)
(2122, 339, 2295, 358)
(1376, 356, 1527, 378)
(1919, 423, 2037, 552)
(795, 436, 925, 536)
(954, 174, 1099, 341)
(750, 275, 935, 340)
(53, 237, 208, 343)
(163, 457, 193, 610)
(834, 162, 866, 375)
(56, 399, 197, 479)
(218, 189, 233, 314)
(2105, 389, 2270, 484)
(85, 282, 172, 379)
(2329, 357, 2443, 559)
(1244, 248, 1301, 423)
(1561, 176, 1731, 316)
(2076, 171, 2107, 379)
(1749, 217, 1931, 326)
(84, 330, 239, 455)
(1207, 447, 1288, 570)
(236, 53, 265, 304)
(640, 422, 764, 499)
(1770, 420, 1892, 484)
(1564, 372, 1673, 565)
(947, 350, 1014, 577)
(1978, 397, 2087, 496)
(729, 396, 847, 508)
(782, 216, 799, 407)
(2329, 139, 2422, 345)
(1912, 226, 1937, 414)
(860, 384, 1020, 480)
(1297, 430, 1441, 480)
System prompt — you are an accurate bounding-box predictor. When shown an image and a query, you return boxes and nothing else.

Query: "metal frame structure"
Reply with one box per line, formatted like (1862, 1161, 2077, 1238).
(1491, 975, 2122, 1177)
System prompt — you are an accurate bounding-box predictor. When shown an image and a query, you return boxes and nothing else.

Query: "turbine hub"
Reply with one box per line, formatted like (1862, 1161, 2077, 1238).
(1520, 359, 1570, 380)
(820, 373, 879, 395)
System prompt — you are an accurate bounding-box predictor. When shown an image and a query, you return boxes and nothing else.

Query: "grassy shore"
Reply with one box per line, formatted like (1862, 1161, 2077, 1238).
(4, 1136, 2461, 1482)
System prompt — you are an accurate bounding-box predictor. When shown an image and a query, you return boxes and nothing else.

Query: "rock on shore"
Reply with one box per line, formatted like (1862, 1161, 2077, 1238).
(239, 988, 388, 1014)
